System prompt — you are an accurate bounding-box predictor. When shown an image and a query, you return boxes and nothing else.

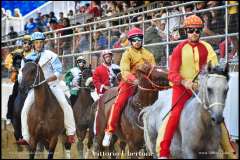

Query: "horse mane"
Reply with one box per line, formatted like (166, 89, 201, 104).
(208, 64, 229, 81)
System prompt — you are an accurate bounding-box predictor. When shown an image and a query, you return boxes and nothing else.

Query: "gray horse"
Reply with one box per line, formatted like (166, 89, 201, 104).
(140, 63, 230, 159)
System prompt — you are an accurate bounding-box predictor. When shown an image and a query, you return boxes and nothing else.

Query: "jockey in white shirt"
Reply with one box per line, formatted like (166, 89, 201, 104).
(17, 32, 76, 145)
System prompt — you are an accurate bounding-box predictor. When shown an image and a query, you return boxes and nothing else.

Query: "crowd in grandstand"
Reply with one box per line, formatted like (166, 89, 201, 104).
(2, 1, 239, 69)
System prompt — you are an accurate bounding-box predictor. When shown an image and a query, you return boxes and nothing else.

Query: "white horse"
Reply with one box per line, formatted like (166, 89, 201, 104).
(140, 63, 230, 158)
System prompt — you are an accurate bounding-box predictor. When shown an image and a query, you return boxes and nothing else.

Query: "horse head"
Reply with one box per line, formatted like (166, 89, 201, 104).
(135, 60, 170, 91)
(199, 62, 229, 124)
(20, 60, 46, 93)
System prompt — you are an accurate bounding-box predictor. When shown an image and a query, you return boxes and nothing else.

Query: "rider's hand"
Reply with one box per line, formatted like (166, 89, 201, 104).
(72, 80, 79, 87)
(132, 79, 139, 85)
(181, 80, 193, 90)
(103, 85, 110, 90)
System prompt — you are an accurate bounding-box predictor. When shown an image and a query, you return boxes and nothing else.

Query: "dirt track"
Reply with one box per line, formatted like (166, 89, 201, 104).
(1, 124, 87, 159)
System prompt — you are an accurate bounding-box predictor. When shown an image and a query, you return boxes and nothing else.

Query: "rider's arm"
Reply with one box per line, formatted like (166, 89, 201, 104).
(92, 67, 103, 94)
(120, 51, 137, 83)
(168, 44, 183, 86)
(47, 56, 62, 82)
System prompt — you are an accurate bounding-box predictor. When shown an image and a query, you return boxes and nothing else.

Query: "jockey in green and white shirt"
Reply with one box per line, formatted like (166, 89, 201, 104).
(64, 55, 92, 106)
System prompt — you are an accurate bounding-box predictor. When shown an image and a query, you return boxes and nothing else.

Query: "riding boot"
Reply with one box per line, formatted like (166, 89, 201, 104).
(6, 81, 19, 119)
(220, 123, 237, 159)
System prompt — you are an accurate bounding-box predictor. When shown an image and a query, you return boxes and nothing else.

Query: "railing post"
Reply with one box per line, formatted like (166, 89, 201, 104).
(225, 1, 228, 62)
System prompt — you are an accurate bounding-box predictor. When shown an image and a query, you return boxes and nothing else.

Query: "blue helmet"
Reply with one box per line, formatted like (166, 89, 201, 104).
(31, 32, 46, 41)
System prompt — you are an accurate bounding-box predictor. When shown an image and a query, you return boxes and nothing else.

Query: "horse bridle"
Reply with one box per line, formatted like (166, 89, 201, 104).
(191, 74, 227, 111)
(138, 64, 170, 91)
(25, 61, 47, 89)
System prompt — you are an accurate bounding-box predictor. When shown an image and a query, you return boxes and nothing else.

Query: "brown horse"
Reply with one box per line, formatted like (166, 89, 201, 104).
(93, 61, 170, 158)
(72, 71, 95, 159)
(20, 60, 71, 159)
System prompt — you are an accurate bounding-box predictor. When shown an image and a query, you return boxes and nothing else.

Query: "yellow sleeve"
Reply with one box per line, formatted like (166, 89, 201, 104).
(4, 54, 13, 70)
(120, 50, 131, 81)
(202, 41, 218, 66)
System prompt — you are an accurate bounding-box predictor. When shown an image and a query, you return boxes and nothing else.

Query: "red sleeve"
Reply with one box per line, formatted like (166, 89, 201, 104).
(93, 67, 102, 94)
(168, 43, 184, 85)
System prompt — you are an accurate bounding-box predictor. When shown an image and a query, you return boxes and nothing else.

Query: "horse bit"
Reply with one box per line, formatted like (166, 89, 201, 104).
(190, 74, 227, 111)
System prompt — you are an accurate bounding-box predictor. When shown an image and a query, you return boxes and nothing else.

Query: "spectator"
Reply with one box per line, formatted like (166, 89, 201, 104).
(7, 26, 18, 46)
(14, 8, 22, 17)
(57, 12, 64, 25)
(86, 1, 101, 17)
(42, 14, 49, 26)
(113, 33, 129, 64)
(94, 27, 108, 51)
(60, 18, 74, 70)
(194, 1, 207, 20)
(203, 1, 225, 50)
(8, 26, 18, 40)
(36, 11, 41, 20)
(144, 14, 166, 65)
(110, 30, 121, 49)
(49, 11, 58, 23)
(6, 9, 12, 18)
(2, 8, 6, 17)
(24, 18, 37, 34)
(34, 17, 45, 32)
(74, 27, 90, 53)
(67, 10, 74, 19)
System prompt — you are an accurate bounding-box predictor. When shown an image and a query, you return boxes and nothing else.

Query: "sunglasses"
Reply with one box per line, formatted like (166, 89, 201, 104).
(131, 37, 143, 42)
(77, 60, 86, 64)
(23, 41, 31, 45)
(187, 28, 202, 34)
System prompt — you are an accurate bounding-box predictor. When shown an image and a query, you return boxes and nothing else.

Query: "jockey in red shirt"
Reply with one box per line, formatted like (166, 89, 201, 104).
(102, 27, 156, 147)
(93, 50, 120, 96)
(156, 15, 237, 159)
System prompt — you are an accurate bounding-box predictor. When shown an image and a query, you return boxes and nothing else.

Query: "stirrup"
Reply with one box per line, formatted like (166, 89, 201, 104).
(102, 132, 112, 147)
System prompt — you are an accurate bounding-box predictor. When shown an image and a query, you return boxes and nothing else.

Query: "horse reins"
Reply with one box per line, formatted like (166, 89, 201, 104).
(139, 65, 170, 91)
(192, 74, 227, 111)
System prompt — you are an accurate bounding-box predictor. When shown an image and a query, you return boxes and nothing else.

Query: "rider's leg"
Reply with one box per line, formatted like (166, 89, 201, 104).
(158, 86, 192, 158)
(220, 122, 237, 159)
(70, 94, 78, 106)
(50, 84, 76, 141)
(103, 82, 134, 146)
(7, 81, 19, 119)
(21, 89, 34, 142)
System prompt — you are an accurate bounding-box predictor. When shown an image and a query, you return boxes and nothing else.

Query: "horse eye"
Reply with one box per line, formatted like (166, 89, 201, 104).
(207, 87, 212, 94)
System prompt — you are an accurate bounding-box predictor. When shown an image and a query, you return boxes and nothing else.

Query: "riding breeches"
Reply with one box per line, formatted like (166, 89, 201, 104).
(105, 81, 135, 133)
(156, 85, 192, 157)
(21, 84, 76, 142)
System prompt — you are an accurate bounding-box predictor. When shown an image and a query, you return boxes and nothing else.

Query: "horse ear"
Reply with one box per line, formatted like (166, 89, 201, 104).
(207, 61, 212, 72)
(224, 62, 229, 74)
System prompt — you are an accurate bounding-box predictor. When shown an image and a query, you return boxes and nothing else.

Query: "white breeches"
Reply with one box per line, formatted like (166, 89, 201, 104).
(21, 84, 76, 142)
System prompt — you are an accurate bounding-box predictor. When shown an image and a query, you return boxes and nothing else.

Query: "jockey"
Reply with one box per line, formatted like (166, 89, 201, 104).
(64, 55, 92, 106)
(157, 15, 237, 159)
(17, 32, 76, 145)
(92, 50, 120, 96)
(102, 27, 156, 147)
(5, 35, 33, 121)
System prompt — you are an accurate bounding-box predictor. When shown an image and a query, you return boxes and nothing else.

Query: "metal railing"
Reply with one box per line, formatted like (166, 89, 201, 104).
(1, 1, 239, 70)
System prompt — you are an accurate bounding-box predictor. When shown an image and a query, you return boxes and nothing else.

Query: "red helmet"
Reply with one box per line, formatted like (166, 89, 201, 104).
(127, 27, 143, 39)
(183, 15, 203, 28)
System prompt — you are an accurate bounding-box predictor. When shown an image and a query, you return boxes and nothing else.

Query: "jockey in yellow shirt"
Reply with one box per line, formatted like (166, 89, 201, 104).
(102, 27, 156, 147)
(5, 35, 32, 121)
(157, 15, 237, 159)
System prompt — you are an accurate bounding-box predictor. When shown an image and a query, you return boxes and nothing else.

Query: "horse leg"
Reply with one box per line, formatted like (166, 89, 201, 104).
(108, 135, 118, 159)
(28, 137, 37, 159)
(93, 134, 104, 158)
(86, 130, 94, 158)
(77, 130, 86, 159)
(48, 136, 58, 159)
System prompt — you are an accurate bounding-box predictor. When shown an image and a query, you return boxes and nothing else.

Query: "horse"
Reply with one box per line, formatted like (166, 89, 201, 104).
(92, 61, 170, 158)
(71, 68, 95, 159)
(19, 60, 71, 159)
(141, 63, 230, 158)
